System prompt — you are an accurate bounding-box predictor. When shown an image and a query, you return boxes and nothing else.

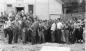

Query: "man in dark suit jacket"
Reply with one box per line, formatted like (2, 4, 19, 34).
(30, 19, 39, 44)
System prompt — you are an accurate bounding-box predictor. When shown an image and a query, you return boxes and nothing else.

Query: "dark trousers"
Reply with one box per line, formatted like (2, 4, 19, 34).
(22, 28, 28, 43)
(4, 28, 13, 44)
(4, 29, 8, 38)
(44, 30, 47, 42)
(51, 30, 55, 42)
(31, 31, 37, 44)
(55, 29, 62, 43)
(13, 28, 19, 43)
(74, 28, 83, 42)
(24, 29, 32, 43)
(68, 27, 74, 43)
(64, 30, 69, 43)
(18, 29, 22, 40)
(45, 28, 51, 42)
(38, 31, 45, 43)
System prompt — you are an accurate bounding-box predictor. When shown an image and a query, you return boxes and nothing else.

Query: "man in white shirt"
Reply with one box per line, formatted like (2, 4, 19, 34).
(56, 21, 63, 29)
(51, 22, 56, 31)
(51, 21, 56, 42)
(4, 17, 12, 29)
(3, 16, 14, 44)
(56, 18, 63, 43)
(4, 19, 11, 38)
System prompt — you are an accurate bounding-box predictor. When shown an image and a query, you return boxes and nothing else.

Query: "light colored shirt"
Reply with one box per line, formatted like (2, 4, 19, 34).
(18, 20, 22, 24)
(4, 20, 11, 29)
(74, 23, 81, 28)
(56, 22, 63, 29)
(51, 23, 56, 31)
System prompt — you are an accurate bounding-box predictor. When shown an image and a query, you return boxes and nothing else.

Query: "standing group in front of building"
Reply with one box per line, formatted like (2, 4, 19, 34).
(0, 11, 85, 44)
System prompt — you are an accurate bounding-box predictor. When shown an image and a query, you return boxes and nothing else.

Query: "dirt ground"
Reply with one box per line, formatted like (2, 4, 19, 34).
(0, 32, 85, 51)
(0, 42, 85, 51)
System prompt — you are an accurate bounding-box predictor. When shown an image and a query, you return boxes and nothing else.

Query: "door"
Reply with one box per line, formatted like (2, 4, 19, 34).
(16, 7, 24, 13)
(28, 5, 33, 15)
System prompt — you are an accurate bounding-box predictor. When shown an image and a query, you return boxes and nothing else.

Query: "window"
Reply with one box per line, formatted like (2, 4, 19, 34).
(7, 4, 12, 7)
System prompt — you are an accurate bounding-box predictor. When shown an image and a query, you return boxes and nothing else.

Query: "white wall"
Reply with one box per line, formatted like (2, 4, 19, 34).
(35, 0, 49, 20)
(0, 4, 4, 12)
(0, 0, 5, 15)
(0, 0, 63, 20)
(49, 0, 62, 14)
(49, 0, 63, 20)
(35, 0, 62, 20)
(25, 0, 35, 4)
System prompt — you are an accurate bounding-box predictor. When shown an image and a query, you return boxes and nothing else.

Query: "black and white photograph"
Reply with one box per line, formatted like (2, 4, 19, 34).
(0, 0, 85, 51)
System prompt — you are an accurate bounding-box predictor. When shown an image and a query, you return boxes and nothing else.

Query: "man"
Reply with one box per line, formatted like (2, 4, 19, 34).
(67, 20, 74, 43)
(63, 22, 69, 43)
(17, 17, 22, 42)
(56, 18, 63, 43)
(74, 20, 84, 43)
(45, 20, 52, 42)
(21, 16, 29, 44)
(38, 21, 45, 43)
(12, 16, 21, 43)
(30, 19, 39, 44)
(23, 19, 32, 43)
(0, 12, 8, 23)
(50, 20, 56, 42)
(3, 16, 13, 44)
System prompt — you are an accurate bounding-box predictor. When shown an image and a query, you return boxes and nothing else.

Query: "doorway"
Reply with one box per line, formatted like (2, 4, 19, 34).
(16, 7, 24, 13)
(28, 5, 34, 14)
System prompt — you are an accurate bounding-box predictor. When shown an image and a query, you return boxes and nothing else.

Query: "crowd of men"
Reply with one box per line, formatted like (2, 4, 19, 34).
(0, 11, 85, 44)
